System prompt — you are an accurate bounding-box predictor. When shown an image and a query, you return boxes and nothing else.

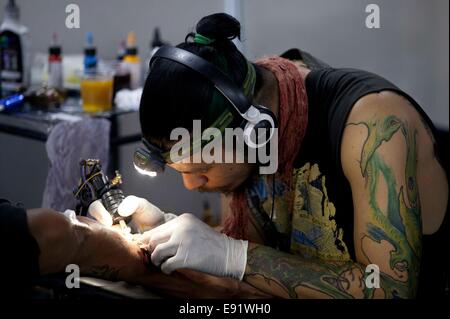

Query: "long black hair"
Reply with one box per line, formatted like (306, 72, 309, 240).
(139, 13, 262, 150)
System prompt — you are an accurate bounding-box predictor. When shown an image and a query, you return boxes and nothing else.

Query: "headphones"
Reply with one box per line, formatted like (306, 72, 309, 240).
(134, 45, 277, 177)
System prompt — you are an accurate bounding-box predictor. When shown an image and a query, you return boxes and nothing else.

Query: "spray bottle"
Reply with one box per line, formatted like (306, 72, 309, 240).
(0, 0, 30, 97)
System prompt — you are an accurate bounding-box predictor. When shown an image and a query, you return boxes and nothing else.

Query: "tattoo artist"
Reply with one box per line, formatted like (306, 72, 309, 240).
(89, 13, 449, 299)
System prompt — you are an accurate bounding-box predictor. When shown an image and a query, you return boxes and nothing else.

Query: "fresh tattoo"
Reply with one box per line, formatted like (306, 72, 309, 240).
(244, 115, 422, 299)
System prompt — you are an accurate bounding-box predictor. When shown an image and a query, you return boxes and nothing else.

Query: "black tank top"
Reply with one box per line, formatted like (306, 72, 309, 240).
(282, 48, 449, 297)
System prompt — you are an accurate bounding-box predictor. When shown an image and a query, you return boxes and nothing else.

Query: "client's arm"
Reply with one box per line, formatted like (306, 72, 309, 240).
(26, 208, 269, 298)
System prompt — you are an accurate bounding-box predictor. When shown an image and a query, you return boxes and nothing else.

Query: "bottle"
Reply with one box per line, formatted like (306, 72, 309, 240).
(144, 28, 165, 77)
(48, 32, 63, 89)
(84, 32, 97, 75)
(0, 0, 30, 97)
(113, 39, 131, 99)
(122, 31, 141, 89)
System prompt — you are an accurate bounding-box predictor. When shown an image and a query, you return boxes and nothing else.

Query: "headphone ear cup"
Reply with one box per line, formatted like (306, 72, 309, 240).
(243, 105, 277, 148)
(257, 106, 278, 128)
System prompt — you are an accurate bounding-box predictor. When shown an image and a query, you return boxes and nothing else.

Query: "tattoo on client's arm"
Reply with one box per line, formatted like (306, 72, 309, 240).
(82, 265, 121, 281)
(70, 218, 151, 282)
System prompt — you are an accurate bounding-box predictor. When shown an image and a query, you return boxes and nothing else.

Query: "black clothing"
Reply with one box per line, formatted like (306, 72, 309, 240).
(0, 199, 40, 298)
(285, 48, 449, 297)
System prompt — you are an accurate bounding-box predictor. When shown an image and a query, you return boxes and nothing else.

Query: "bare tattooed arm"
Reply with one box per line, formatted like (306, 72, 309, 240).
(242, 92, 438, 299)
(27, 209, 268, 298)
(73, 217, 269, 298)
(245, 244, 385, 298)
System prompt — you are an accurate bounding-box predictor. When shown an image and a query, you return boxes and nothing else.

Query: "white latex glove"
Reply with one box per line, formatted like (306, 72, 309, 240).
(88, 195, 176, 231)
(144, 213, 248, 280)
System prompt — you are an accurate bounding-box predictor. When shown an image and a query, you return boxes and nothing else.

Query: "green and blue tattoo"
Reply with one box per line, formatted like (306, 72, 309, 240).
(244, 115, 422, 298)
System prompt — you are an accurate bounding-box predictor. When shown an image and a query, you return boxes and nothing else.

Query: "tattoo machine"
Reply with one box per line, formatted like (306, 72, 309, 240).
(74, 159, 131, 231)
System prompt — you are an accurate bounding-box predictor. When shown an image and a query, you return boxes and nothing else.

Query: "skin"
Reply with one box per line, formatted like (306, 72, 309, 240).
(26, 208, 269, 298)
(168, 66, 280, 194)
(163, 63, 447, 298)
(171, 162, 255, 194)
(250, 95, 447, 298)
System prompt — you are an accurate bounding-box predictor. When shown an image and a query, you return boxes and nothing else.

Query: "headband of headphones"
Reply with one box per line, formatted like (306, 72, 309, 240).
(150, 45, 260, 123)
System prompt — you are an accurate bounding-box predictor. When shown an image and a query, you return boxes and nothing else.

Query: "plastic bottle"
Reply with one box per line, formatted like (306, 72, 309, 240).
(0, 0, 30, 97)
(84, 32, 97, 75)
(48, 32, 63, 89)
(122, 31, 141, 89)
(112, 39, 131, 99)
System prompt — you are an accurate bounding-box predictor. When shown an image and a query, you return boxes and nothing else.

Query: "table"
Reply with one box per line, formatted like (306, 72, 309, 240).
(33, 274, 163, 299)
(0, 98, 142, 175)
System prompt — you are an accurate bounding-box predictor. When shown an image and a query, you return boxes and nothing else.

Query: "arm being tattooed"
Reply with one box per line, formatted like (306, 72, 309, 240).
(28, 210, 268, 298)
(74, 218, 269, 298)
(243, 93, 427, 299)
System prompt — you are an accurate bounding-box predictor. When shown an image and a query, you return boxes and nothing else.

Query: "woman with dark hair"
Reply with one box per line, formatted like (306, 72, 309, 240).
(91, 13, 448, 299)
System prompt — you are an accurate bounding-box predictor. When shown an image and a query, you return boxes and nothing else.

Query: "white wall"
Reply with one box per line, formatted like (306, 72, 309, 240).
(243, 0, 449, 128)
(3, 0, 445, 127)
(0, 0, 224, 58)
(1, 0, 446, 127)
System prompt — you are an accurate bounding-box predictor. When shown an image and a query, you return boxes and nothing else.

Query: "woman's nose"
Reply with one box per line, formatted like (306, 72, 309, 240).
(181, 173, 208, 190)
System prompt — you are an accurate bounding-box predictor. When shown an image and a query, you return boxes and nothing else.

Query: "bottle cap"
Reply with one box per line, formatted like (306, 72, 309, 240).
(151, 28, 164, 48)
(125, 31, 138, 55)
(127, 31, 136, 47)
(126, 47, 138, 56)
(5, 0, 20, 21)
(84, 47, 96, 56)
(49, 32, 62, 55)
(49, 46, 61, 55)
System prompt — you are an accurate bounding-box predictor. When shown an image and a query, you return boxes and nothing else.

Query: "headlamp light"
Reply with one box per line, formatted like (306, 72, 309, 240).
(133, 139, 166, 177)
